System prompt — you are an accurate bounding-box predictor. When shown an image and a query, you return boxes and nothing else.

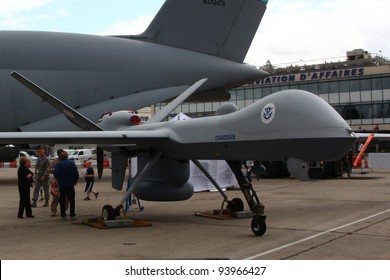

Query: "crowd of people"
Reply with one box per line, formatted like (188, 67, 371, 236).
(17, 148, 99, 219)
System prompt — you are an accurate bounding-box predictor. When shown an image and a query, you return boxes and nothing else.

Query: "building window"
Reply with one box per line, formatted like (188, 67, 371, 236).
(245, 87, 254, 100)
(371, 78, 382, 90)
(263, 87, 271, 97)
(360, 79, 371, 91)
(341, 104, 362, 120)
(329, 81, 339, 93)
(280, 85, 289, 91)
(329, 93, 339, 104)
(372, 103, 383, 118)
(229, 90, 237, 102)
(319, 82, 328, 94)
(236, 88, 245, 100)
(350, 91, 361, 102)
(253, 87, 262, 99)
(350, 79, 360, 91)
(339, 80, 350, 92)
(383, 102, 390, 118)
(308, 83, 319, 94)
(361, 91, 371, 102)
(372, 90, 383, 101)
(271, 85, 280, 93)
(197, 102, 205, 112)
(383, 77, 390, 89)
(340, 91, 350, 103)
(298, 83, 309, 91)
(361, 104, 373, 119)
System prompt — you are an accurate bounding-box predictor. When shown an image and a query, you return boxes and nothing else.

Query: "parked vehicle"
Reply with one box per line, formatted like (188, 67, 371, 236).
(19, 151, 37, 161)
(67, 149, 93, 161)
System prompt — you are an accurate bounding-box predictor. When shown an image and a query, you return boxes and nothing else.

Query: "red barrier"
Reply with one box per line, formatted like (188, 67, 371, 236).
(353, 124, 379, 167)
(352, 156, 369, 168)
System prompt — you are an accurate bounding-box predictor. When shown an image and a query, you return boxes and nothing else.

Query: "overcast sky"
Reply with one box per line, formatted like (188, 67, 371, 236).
(0, 0, 388, 67)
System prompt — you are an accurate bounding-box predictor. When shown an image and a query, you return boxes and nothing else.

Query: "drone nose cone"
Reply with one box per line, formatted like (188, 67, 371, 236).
(261, 89, 357, 161)
(289, 90, 356, 160)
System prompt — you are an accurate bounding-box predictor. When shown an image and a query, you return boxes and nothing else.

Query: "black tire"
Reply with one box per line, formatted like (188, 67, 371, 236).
(102, 205, 115, 221)
(251, 216, 266, 236)
(227, 197, 244, 212)
(114, 206, 122, 217)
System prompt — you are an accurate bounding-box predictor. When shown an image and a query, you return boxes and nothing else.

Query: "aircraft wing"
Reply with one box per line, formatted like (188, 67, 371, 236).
(0, 130, 169, 146)
(11, 71, 103, 131)
(11, 71, 200, 132)
(355, 133, 390, 139)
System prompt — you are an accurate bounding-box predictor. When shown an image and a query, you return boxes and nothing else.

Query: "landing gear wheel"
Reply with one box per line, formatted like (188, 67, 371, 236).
(251, 216, 267, 236)
(102, 205, 115, 221)
(227, 198, 244, 212)
(114, 206, 122, 217)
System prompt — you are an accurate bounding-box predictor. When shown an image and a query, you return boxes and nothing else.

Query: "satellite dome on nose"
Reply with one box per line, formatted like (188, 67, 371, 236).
(216, 103, 238, 116)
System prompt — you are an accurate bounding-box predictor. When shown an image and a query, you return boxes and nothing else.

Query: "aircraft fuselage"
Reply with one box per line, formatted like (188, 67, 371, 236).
(0, 31, 264, 132)
(127, 90, 356, 162)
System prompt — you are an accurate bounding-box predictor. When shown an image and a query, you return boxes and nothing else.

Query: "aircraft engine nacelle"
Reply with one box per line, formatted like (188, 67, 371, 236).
(97, 110, 141, 130)
(286, 158, 322, 181)
(0, 145, 20, 162)
(133, 156, 194, 201)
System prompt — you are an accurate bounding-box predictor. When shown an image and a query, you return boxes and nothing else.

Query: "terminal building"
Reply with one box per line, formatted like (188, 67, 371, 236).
(155, 49, 390, 153)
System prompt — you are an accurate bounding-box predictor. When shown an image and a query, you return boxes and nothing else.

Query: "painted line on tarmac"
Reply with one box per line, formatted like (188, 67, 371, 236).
(245, 208, 390, 260)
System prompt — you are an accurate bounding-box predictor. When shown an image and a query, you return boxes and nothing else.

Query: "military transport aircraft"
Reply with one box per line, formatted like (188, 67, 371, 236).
(0, 71, 357, 236)
(0, 0, 269, 161)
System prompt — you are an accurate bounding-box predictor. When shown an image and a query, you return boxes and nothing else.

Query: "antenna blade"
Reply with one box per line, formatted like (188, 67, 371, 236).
(147, 78, 207, 123)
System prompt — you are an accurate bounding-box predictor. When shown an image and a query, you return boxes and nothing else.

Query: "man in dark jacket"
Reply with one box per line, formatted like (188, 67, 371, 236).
(54, 151, 79, 219)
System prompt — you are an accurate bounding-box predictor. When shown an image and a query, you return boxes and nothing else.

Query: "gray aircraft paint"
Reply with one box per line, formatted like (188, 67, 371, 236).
(0, 0, 268, 133)
(0, 90, 356, 162)
(0, 88, 357, 197)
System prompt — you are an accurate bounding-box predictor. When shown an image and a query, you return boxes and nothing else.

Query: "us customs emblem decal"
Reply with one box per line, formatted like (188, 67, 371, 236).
(261, 103, 275, 124)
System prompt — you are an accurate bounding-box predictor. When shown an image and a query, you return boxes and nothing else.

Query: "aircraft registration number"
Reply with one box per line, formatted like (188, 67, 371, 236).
(203, 0, 226, 6)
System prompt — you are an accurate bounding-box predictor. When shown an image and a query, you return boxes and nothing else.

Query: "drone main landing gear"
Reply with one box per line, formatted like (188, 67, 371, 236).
(101, 152, 163, 223)
(102, 205, 121, 221)
(227, 160, 266, 236)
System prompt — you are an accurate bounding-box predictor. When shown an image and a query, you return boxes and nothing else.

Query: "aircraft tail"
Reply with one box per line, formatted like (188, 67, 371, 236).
(134, 0, 268, 63)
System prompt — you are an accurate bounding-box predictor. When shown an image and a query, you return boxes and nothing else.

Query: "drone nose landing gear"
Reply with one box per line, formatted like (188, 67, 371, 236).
(226, 161, 266, 236)
(98, 153, 164, 228)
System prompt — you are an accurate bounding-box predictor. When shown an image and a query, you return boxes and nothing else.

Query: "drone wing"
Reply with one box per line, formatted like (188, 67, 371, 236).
(0, 130, 169, 147)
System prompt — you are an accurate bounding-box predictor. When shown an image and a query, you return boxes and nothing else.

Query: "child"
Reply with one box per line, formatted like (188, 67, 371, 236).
(49, 149, 64, 216)
(83, 161, 98, 200)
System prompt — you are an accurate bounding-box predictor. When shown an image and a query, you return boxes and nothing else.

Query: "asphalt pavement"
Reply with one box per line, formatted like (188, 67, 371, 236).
(0, 166, 389, 260)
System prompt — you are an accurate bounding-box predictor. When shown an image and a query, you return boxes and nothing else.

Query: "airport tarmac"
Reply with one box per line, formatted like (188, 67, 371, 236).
(0, 166, 389, 260)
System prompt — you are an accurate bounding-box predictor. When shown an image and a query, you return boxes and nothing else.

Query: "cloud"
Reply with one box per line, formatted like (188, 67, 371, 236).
(245, 0, 390, 66)
(0, 0, 52, 16)
(37, 7, 71, 21)
(0, 0, 69, 29)
(99, 15, 154, 36)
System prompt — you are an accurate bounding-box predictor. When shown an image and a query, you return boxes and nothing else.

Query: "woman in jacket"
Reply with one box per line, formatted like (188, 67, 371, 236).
(17, 156, 34, 218)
